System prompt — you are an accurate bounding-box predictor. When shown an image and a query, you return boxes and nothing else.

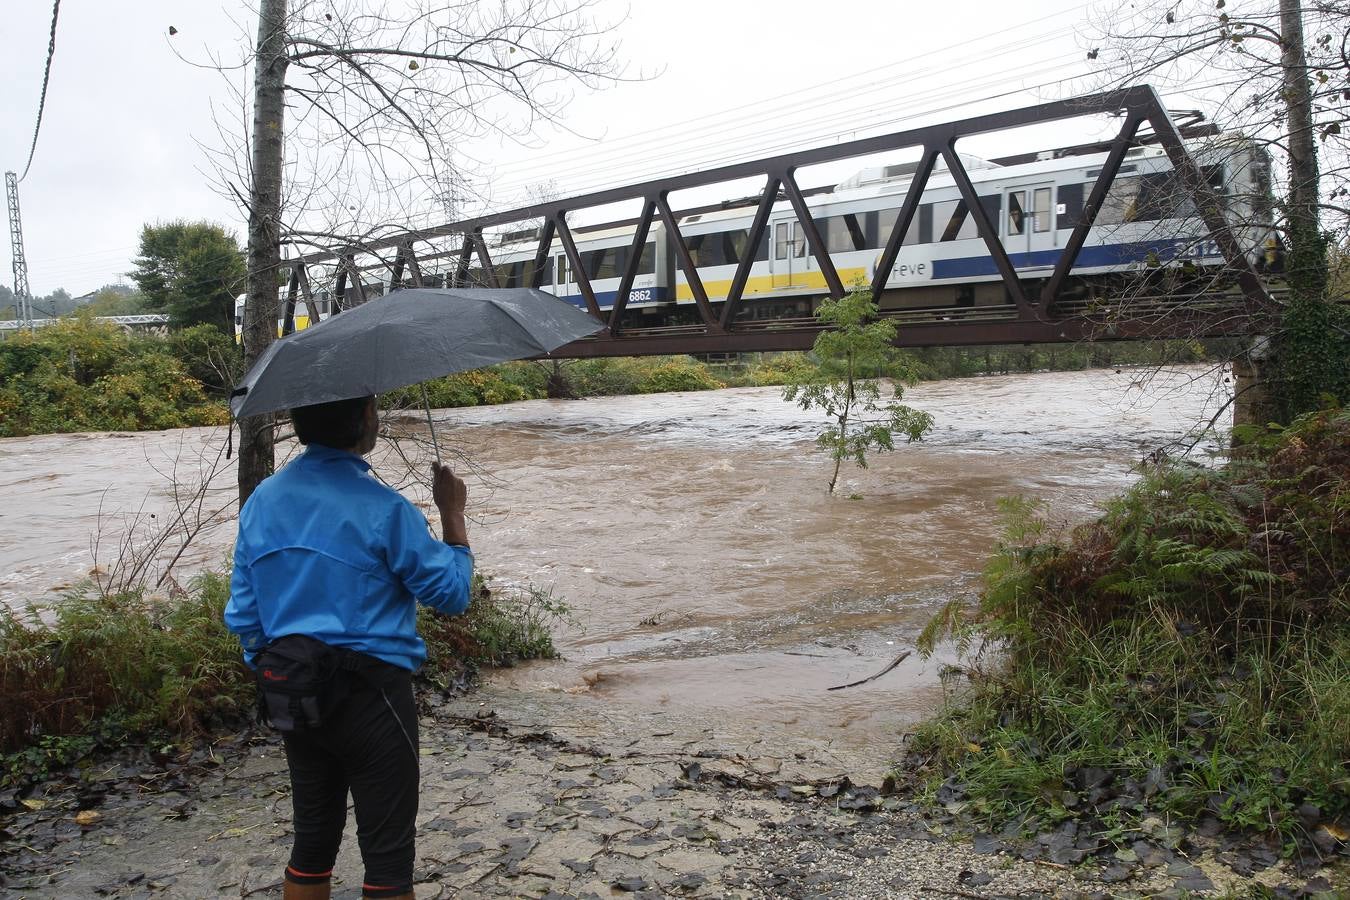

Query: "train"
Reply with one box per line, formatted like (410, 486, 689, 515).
(238, 133, 1279, 337)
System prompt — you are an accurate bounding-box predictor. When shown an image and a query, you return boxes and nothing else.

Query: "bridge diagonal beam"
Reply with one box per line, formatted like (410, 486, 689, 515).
(554, 215, 604, 321)
(294, 263, 320, 321)
(282, 265, 300, 335)
(869, 147, 940, 303)
(780, 169, 845, 299)
(530, 220, 557, 290)
(453, 235, 473, 288)
(720, 176, 780, 330)
(332, 261, 348, 314)
(1041, 113, 1143, 310)
(655, 193, 719, 329)
(472, 230, 498, 287)
(940, 143, 1031, 316)
(609, 199, 657, 332)
(401, 242, 425, 287)
(1138, 94, 1273, 311)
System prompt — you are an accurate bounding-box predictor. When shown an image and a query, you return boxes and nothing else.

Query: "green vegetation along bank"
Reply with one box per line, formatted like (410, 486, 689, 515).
(911, 407, 1349, 860)
(2, 313, 1225, 439)
(0, 572, 567, 789)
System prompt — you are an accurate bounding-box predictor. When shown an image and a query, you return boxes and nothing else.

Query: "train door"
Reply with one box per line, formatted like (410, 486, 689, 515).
(1004, 183, 1057, 259)
(556, 253, 577, 307)
(771, 219, 806, 288)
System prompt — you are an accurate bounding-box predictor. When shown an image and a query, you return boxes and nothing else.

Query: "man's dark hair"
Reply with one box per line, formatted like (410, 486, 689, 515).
(290, 396, 373, 448)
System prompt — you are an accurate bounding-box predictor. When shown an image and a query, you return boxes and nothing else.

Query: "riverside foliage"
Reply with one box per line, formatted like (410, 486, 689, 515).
(0, 572, 567, 784)
(0, 317, 230, 437)
(913, 408, 1350, 847)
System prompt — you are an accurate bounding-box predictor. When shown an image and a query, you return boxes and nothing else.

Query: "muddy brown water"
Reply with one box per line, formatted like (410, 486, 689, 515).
(0, 367, 1230, 776)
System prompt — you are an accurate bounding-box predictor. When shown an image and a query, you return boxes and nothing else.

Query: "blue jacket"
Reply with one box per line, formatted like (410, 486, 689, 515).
(225, 443, 473, 671)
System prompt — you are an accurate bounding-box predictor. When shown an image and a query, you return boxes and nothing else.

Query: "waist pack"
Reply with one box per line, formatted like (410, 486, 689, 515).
(253, 634, 384, 733)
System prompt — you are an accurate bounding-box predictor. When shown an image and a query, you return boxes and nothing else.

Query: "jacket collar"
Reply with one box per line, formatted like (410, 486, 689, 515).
(302, 442, 372, 472)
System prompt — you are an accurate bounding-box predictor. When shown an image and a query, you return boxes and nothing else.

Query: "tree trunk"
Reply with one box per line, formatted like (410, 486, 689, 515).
(1273, 0, 1338, 420)
(238, 0, 289, 506)
(1280, 0, 1319, 242)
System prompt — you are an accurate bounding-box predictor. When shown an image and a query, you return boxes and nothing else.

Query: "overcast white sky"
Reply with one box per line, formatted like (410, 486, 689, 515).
(1, 0, 1141, 297)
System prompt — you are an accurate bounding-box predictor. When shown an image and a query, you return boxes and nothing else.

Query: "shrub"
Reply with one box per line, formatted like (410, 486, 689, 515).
(0, 317, 228, 437)
(0, 569, 569, 782)
(911, 409, 1350, 845)
(562, 355, 723, 397)
(635, 359, 725, 393)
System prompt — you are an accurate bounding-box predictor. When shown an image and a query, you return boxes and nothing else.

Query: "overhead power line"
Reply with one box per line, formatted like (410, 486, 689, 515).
(19, 0, 62, 183)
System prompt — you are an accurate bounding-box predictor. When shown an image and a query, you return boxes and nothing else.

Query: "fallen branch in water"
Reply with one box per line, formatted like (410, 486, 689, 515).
(826, 649, 912, 691)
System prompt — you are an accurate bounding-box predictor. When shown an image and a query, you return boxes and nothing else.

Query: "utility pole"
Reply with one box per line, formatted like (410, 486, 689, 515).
(238, 0, 289, 505)
(5, 172, 33, 331)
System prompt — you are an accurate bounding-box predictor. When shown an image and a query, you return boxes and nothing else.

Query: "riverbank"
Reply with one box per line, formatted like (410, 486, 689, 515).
(3, 687, 1344, 898)
(1, 314, 1227, 438)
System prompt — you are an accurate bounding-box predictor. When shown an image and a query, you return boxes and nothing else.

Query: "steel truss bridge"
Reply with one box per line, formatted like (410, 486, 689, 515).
(280, 85, 1278, 358)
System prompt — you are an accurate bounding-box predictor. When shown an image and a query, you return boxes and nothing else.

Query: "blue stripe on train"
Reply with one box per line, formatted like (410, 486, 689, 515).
(930, 239, 1217, 280)
(556, 287, 669, 309)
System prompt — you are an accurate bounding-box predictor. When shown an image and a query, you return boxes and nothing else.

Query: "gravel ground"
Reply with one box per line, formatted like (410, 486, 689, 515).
(1, 694, 1345, 899)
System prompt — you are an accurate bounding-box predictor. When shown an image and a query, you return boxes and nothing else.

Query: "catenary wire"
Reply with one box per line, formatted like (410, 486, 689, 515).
(18, 0, 62, 183)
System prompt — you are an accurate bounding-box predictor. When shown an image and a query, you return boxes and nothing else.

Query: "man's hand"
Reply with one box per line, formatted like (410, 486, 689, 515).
(432, 462, 469, 547)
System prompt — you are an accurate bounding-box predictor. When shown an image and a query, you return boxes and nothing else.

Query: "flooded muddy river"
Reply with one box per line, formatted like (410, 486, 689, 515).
(0, 366, 1230, 772)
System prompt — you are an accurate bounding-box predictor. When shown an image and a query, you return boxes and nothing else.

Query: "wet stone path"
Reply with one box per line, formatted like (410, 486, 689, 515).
(3, 695, 1345, 899)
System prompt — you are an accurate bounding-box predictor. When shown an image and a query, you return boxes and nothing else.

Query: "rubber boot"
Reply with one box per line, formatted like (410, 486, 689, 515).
(283, 878, 331, 899)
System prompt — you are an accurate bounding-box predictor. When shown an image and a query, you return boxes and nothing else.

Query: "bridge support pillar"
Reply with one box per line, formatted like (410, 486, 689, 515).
(1231, 336, 1275, 433)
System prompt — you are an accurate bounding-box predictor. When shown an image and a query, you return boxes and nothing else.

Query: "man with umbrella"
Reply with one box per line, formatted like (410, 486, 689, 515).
(226, 394, 473, 900)
(224, 286, 602, 898)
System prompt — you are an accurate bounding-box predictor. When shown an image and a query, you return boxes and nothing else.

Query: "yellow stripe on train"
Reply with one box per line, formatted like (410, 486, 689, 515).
(673, 267, 868, 301)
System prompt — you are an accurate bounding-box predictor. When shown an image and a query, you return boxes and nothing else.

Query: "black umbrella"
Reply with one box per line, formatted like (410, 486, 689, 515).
(230, 287, 603, 456)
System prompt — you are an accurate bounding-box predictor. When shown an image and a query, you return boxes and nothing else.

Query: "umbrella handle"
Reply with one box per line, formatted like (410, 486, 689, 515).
(420, 383, 443, 465)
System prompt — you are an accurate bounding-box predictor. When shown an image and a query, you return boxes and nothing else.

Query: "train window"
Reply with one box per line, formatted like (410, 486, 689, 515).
(587, 248, 620, 280)
(1134, 166, 1225, 220)
(686, 233, 708, 266)
(1096, 176, 1140, 225)
(690, 232, 733, 267)
(557, 255, 570, 284)
(637, 241, 656, 275)
(1033, 188, 1053, 233)
(1057, 183, 1083, 230)
(1007, 192, 1026, 236)
(816, 213, 868, 253)
(875, 208, 924, 248)
(937, 195, 1001, 242)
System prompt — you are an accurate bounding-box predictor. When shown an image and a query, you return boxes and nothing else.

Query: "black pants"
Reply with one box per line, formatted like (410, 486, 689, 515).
(281, 667, 419, 898)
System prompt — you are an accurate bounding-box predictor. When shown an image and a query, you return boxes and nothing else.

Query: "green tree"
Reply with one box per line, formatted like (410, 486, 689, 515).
(82, 284, 148, 317)
(131, 222, 245, 334)
(783, 288, 934, 494)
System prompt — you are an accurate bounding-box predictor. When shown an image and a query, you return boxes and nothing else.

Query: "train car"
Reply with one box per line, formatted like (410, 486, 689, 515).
(469, 222, 672, 320)
(289, 133, 1275, 333)
(661, 138, 1274, 318)
(233, 292, 336, 342)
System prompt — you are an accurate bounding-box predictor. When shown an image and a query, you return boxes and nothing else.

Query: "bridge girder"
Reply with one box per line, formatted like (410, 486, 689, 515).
(285, 85, 1277, 356)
